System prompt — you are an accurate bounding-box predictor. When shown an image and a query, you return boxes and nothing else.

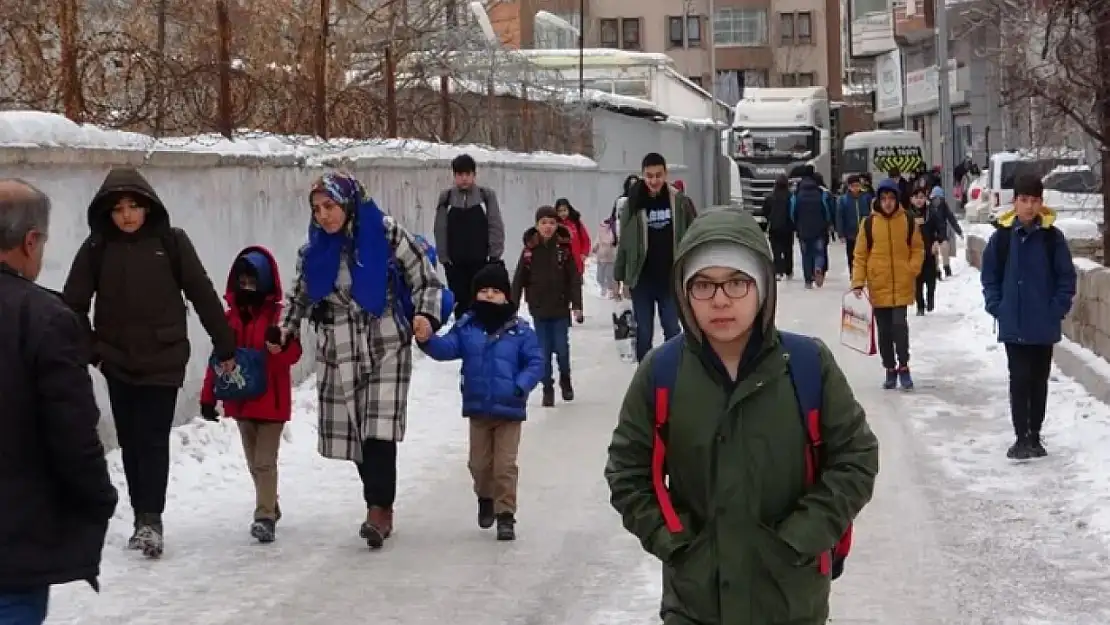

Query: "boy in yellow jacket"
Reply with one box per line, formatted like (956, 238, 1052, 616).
(851, 178, 924, 390)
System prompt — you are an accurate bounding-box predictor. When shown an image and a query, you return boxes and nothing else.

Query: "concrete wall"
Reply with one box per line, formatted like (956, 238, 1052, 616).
(0, 145, 617, 444)
(966, 233, 1110, 405)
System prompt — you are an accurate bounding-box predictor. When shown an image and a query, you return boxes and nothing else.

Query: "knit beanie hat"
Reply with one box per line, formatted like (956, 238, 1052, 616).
(472, 262, 513, 301)
(682, 242, 768, 308)
(535, 205, 558, 222)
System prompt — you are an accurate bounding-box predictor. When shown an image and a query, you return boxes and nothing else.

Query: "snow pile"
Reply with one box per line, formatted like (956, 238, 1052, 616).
(0, 110, 597, 167)
(908, 258, 1110, 552)
(1055, 217, 1100, 240)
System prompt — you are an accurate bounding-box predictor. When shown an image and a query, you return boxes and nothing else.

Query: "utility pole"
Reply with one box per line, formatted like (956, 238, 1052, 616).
(707, 0, 716, 123)
(216, 0, 232, 139)
(314, 0, 330, 139)
(934, 0, 953, 194)
(155, 0, 166, 136)
(577, 0, 585, 101)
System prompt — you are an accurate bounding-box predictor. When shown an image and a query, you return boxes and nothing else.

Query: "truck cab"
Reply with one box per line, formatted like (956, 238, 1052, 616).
(729, 87, 832, 226)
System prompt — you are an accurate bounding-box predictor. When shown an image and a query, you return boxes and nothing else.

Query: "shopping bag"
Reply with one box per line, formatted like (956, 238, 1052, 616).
(612, 299, 637, 364)
(209, 347, 268, 401)
(840, 290, 876, 355)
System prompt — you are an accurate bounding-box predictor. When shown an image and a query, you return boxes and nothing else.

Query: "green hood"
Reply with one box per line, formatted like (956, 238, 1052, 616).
(671, 209, 776, 344)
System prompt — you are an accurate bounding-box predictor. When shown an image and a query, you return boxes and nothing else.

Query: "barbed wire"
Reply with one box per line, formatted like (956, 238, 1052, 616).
(0, 0, 595, 154)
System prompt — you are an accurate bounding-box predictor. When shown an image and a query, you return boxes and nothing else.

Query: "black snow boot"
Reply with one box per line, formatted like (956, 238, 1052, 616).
(132, 513, 164, 558)
(559, 374, 574, 401)
(496, 512, 516, 541)
(541, 384, 555, 407)
(250, 518, 276, 543)
(1006, 437, 1033, 460)
(944, 265, 953, 278)
(1028, 433, 1048, 458)
(477, 497, 495, 529)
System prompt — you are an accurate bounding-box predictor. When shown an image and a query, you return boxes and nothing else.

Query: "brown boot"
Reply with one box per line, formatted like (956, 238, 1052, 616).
(380, 507, 394, 538)
(359, 506, 389, 549)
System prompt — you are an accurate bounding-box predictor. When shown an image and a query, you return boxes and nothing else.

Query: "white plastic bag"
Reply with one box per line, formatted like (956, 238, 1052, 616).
(612, 299, 637, 364)
(840, 290, 876, 356)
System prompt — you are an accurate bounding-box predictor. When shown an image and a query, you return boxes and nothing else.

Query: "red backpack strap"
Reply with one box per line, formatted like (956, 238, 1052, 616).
(780, 331, 834, 576)
(650, 336, 685, 533)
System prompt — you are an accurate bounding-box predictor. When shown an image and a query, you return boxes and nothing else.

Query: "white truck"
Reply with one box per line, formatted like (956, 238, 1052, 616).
(727, 87, 835, 225)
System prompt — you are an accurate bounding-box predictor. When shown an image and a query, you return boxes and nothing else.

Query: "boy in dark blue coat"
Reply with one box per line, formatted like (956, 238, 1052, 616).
(835, 175, 873, 269)
(981, 174, 1077, 460)
(417, 263, 544, 540)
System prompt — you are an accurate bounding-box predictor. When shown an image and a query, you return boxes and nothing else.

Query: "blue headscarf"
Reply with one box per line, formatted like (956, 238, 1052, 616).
(302, 172, 390, 316)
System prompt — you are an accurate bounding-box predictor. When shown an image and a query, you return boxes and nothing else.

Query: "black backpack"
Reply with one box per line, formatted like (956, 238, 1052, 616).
(862, 211, 915, 251)
(87, 228, 185, 291)
(437, 187, 492, 214)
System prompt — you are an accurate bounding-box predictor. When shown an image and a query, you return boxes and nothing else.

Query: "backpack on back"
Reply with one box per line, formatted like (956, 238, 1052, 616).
(87, 228, 185, 291)
(437, 187, 492, 215)
(862, 211, 915, 252)
(649, 331, 853, 580)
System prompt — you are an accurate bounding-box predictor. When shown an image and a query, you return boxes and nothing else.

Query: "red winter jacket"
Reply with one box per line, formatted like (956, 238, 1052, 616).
(201, 246, 302, 422)
(560, 219, 591, 275)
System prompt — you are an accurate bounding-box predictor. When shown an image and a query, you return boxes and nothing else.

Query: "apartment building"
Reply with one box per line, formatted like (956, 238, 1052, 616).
(488, 0, 843, 104)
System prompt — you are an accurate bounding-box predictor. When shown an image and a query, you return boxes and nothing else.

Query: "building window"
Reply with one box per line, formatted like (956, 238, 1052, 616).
(781, 72, 816, 87)
(713, 8, 767, 47)
(779, 13, 794, 45)
(796, 12, 812, 44)
(715, 69, 768, 105)
(667, 15, 703, 48)
(621, 17, 641, 49)
(686, 15, 702, 45)
(599, 18, 619, 47)
(535, 11, 581, 49)
(668, 16, 685, 47)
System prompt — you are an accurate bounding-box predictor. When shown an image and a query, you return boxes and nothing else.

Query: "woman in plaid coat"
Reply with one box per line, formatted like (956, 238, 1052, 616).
(280, 172, 446, 549)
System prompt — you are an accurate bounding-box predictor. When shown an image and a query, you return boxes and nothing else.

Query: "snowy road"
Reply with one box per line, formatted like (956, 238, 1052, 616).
(47, 247, 1110, 624)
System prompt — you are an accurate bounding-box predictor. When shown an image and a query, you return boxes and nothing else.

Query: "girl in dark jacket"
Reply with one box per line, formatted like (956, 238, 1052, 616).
(763, 174, 794, 279)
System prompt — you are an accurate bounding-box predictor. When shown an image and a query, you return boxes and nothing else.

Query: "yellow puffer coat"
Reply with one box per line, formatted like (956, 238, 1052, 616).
(850, 206, 925, 307)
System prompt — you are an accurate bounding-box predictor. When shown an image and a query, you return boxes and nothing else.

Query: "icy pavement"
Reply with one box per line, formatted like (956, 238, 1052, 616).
(46, 246, 1110, 624)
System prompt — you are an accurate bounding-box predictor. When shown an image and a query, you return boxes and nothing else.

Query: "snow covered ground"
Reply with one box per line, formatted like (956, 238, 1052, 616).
(45, 247, 1110, 624)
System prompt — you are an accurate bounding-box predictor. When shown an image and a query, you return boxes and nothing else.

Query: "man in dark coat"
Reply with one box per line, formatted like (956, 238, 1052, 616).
(0, 179, 118, 623)
(62, 168, 235, 558)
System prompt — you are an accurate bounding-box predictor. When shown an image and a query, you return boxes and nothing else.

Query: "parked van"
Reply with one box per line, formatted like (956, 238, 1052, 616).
(987, 149, 1083, 210)
(841, 130, 927, 184)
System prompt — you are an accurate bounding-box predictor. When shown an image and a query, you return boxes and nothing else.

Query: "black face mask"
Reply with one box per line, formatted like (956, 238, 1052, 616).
(236, 287, 265, 308)
(471, 300, 515, 331)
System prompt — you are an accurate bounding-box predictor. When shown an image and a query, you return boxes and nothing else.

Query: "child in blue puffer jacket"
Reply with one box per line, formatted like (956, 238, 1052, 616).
(416, 263, 544, 541)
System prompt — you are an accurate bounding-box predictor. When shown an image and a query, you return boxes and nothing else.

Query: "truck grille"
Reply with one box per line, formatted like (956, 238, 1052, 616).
(740, 178, 778, 215)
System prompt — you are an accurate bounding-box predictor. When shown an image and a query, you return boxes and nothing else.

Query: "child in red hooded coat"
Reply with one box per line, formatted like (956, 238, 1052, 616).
(200, 247, 302, 544)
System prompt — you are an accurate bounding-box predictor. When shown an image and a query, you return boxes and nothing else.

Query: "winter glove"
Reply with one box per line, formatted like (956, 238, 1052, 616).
(265, 326, 285, 348)
(200, 403, 220, 422)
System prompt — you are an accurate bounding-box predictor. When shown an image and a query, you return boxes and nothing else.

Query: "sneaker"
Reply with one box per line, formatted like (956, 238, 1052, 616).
(1007, 438, 1033, 460)
(250, 518, 276, 543)
(495, 512, 516, 541)
(814, 269, 825, 287)
(805, 282, 814, 290)
(883, 369, 898, 390)
(897, 366, 914, 391)
(541, 385, 555, 407)
(1028, 434, 1048, 458)
(926, 300, 935, 312)
(559, 375, 574, 401)
(477, 497, 495, 529)
(916, 308, 925, 316)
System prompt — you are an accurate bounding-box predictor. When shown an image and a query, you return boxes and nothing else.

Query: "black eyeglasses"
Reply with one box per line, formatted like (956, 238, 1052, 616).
(688, 278, 754, 301)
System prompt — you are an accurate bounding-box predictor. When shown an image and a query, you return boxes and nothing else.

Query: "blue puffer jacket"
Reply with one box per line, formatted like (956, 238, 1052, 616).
(835, 192, 873, 239)
(420, 313, 545, 420)
(789, 179, 832, 240)
(981, 208, 1077, 345)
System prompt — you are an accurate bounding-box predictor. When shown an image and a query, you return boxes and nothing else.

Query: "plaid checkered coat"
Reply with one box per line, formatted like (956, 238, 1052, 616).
(281, 216, 445, 462)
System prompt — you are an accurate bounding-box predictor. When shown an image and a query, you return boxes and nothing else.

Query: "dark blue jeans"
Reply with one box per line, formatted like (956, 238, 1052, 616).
(799, 237, 827, 284)
(0, 587, 49, 625)
(631, 280, 681, 362)
(533, 317, 571, 387)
